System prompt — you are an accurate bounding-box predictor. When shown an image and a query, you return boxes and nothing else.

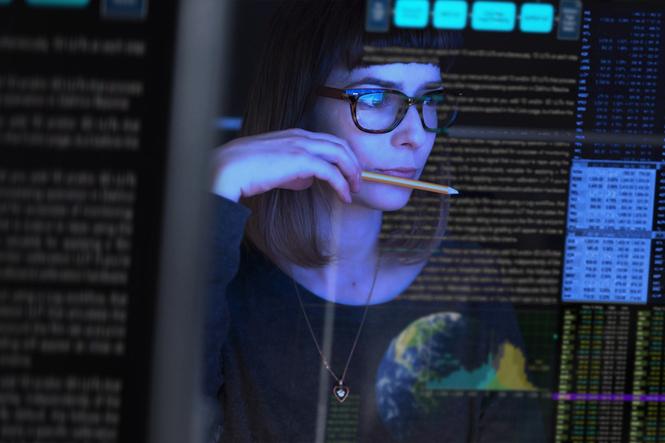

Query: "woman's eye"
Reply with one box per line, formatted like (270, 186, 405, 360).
(359, 93, 387, 108)
(424, 92, 444, 106)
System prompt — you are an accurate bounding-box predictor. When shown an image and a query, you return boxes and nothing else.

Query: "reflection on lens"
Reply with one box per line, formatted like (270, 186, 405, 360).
(356, 91, 402, 131)
(353, 90, 457, 133)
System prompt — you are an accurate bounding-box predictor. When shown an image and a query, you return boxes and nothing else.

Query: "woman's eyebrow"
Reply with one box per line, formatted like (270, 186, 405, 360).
(421, 81, 444, 90)
(344, 77, 398, 88)
(343, 77, 444, 91)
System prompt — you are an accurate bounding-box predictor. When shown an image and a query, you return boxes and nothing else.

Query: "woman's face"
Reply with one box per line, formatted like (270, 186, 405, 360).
(309, 62, 441, 211)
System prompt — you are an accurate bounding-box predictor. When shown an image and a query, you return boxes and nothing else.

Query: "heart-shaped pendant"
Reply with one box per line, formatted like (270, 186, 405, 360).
(333, 383, 350, 403)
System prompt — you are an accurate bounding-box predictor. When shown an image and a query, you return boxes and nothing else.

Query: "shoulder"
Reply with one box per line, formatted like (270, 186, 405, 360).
(229, 241, 290, 300)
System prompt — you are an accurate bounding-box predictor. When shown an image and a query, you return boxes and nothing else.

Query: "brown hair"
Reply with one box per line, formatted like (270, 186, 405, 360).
(239, 0, 459, 268)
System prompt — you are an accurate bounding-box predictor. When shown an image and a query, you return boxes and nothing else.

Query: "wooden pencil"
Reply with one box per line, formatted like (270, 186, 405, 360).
(361, 171, 458, 195)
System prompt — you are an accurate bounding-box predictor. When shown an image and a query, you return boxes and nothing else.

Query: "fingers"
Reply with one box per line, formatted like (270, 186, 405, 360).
(297, 142, 360, 193)
(302, 156, 353, 203)
(297, 130, 362, 171)
(237, 128, 362, 200)
(254, 129, 362, 190)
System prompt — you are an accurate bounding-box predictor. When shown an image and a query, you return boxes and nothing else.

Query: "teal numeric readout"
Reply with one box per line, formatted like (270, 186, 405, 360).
(27, 0, 89, 7)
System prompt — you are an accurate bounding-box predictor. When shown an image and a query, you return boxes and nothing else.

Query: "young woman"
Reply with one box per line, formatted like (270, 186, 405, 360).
(207, 1, 543, 441)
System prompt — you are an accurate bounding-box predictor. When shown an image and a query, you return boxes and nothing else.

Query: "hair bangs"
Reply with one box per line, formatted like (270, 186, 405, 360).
(342, 26, 463, 71)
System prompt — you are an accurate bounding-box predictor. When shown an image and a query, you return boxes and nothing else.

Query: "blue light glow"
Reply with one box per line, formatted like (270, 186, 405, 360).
(217, 117, 243, 131)
(433, 0, 468, 29)
(394, 0, 430, 29)
(520, 3, 554, 33)
(471, 1, 517, 32)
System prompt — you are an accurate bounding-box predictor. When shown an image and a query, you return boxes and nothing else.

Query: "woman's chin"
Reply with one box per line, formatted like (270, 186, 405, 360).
(353, 184, 413, 211)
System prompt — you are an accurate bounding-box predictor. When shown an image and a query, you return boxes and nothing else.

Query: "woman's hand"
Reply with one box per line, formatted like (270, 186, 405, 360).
(211, 128, 362, 203)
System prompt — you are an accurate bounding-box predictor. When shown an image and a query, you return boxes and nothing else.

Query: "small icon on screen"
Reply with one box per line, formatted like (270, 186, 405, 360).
(102, 0, 148, 20)
(557, 0, 582, 40)
(366, 0, 391, 32)
(394, 0, 430, 29)
(520, 3, 554, 33)
(433, 0, 468, 30)
(471, 1, 517, 32)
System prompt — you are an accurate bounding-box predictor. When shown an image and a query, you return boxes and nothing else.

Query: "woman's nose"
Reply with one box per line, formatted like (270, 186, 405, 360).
(391, 105, 427, 149)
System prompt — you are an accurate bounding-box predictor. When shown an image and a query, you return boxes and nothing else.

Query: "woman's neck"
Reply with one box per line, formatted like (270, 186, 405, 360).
(286, 197, 384, 305)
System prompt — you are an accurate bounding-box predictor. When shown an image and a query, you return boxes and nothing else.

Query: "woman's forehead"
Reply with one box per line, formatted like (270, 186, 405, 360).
(329, 63, 442, 90)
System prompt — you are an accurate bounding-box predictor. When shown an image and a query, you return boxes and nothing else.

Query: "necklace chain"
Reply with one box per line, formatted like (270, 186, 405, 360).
(291, 255, 381, 387)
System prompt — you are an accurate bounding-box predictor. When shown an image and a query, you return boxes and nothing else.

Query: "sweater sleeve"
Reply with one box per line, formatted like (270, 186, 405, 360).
(204, 194, 252, 400)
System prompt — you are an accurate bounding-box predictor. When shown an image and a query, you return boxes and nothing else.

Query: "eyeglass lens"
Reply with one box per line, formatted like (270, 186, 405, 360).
(354, 90, 453, 132)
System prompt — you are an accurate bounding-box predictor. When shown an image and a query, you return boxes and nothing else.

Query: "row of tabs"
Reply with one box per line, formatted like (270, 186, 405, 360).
(367, 0, 583, 40)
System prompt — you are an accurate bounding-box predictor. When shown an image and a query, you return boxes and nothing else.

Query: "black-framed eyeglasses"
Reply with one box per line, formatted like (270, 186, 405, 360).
(317, 86, 460, 134)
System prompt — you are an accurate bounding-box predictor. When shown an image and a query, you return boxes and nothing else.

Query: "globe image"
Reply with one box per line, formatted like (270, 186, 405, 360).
(375, 312, 535, 442)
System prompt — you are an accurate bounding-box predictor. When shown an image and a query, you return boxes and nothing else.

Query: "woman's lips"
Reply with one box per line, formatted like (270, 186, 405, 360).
(374, 168, 417, 179)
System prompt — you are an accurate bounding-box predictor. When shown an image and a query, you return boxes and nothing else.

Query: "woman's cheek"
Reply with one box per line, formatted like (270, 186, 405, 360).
(350, 134, 391, 167)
